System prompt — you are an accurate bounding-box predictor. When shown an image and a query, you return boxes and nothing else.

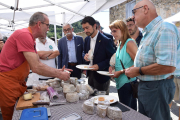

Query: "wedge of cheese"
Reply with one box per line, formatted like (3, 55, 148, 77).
(107, 106, 122, 120)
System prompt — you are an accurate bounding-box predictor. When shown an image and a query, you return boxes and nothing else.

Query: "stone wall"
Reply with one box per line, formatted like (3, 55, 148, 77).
(110, 0, 180, 24)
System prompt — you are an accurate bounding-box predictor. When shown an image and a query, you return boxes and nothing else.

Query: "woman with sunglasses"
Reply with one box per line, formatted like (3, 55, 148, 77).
(109, 20, 138, 110)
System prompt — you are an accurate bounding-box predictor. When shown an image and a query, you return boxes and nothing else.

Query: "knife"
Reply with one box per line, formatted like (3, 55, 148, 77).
(32, 101, 66, 106)
(49, 102, 66, 106)
(120, 60, 131, 80)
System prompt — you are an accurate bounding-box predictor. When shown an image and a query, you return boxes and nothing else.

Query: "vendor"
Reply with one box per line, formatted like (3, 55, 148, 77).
(0, 12, 72, 120)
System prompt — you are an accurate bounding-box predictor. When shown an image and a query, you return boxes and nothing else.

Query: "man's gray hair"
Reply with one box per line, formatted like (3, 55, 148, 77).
(29, 12, 48, 26)
(62, 23, 73, 29)
(0, 32, 3, 40)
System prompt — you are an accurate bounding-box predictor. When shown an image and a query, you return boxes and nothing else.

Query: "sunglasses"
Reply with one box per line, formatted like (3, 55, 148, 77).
(132, 6, 144, 15)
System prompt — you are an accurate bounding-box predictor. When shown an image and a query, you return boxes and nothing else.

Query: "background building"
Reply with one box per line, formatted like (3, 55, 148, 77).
(110, 0, 180, 23)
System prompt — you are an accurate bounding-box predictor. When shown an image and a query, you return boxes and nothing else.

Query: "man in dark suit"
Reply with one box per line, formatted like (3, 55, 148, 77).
(82, 16, 115, 94)
(58, 23, 83, 79)
(95, 20, 117, 50)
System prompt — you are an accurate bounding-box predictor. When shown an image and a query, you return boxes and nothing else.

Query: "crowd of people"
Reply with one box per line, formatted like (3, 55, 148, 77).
(0, 0, 180, 120)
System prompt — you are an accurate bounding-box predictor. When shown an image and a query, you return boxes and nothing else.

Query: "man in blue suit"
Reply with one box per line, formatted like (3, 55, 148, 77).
(82, 16, 115, 94)
(58, 23, 83, 79)
(95, 20, 117, 50)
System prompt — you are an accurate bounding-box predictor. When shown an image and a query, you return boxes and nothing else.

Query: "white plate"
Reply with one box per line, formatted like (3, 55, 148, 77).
(76, 65, 93, 70)
(91, 95, 118, 104)
(97, 71, 114, 76)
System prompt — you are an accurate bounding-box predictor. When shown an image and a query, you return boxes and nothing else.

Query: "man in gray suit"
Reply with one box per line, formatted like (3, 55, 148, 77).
(58, 23, 84, 79)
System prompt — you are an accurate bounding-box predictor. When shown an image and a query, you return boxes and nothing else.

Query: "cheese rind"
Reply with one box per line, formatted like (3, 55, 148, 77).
(63, 84, 75, 93)
(76, 84, 87, 93)
(107, 106, 122, 120)
(97, 105, 107, 118)
(82, 100, 95, 115)
(66, 92, 79, 102)
(86, 84, 94, 94)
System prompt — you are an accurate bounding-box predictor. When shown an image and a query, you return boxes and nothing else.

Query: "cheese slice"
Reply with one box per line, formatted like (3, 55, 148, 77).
(23, 93, 33, 101)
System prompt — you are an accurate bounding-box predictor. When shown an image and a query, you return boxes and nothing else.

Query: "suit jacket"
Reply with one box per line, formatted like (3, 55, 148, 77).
(58, 35, 84, 68)
(103, 32, 117, 50)
(84, 32, 115, 83)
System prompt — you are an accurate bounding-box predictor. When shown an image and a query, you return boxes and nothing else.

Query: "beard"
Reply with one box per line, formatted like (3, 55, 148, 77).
(86, 29, 95, 37)
(129, 26, 138, 35)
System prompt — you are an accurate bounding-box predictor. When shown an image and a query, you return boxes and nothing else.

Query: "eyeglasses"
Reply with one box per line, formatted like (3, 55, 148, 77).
(127, 24, 134, 28)
(63, 28, 72, 32)
(41, 22, 50, 28)
(110, 29, 119, 34)
(132, 6, 144, 15)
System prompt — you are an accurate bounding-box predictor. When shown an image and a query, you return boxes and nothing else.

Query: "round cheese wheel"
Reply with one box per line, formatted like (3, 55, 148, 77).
(66, 92, 79, 102)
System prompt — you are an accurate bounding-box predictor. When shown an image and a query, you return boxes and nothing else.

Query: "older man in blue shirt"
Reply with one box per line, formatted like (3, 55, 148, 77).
(125, 0, 180, 120)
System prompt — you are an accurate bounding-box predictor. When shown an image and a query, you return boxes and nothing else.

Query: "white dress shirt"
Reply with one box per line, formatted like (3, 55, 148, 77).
(90, 31, 99, 55)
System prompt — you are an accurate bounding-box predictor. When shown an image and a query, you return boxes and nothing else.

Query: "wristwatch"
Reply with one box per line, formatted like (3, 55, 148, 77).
(46, 57, 49, 60)
(139, 67, 144, 75)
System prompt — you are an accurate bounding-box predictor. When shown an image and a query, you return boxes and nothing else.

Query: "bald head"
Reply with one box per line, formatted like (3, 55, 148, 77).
(132, 0, 158, 28)
(136, 0, 156, 13)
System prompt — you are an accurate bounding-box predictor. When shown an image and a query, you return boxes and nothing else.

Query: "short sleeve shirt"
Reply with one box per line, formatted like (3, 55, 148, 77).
(0, 28, 36, 72)
(134, 16, 180, 81)
(36, 38, 58, 79)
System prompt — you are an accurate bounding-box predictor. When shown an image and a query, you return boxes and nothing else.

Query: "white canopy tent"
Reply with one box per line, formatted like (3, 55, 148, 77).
(0, 0, 126, 33)
(164, 11, 180, 33)
(164, 11, 180, 24)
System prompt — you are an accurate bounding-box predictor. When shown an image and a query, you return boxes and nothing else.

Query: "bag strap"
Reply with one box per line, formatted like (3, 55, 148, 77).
(120, 59, 133, 83)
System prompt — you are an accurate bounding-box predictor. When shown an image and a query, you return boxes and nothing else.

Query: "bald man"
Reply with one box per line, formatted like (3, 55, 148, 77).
(125, 0, 180, 120)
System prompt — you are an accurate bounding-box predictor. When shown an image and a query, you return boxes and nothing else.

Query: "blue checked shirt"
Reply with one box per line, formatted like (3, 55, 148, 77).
(66, 36, 77, 63)
(134, 16, 180, 81)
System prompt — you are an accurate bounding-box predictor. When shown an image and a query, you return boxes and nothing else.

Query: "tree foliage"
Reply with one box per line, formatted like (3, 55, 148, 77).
(47, 20, 83, 39)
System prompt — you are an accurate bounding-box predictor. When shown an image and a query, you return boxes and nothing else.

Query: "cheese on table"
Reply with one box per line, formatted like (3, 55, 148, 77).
(63, 84, 75, 93)
(76, 84, 87, 93)
(107, 106, 122, 120)
(82, 100, 95, 115)
(23, 93, 33, 101)
(97, 105, 108, 118)
(66, 92, 79, 102)
(86, 84, 94, 94)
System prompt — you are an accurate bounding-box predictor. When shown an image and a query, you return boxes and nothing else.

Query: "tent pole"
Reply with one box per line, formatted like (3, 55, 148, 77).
(62, 12, 65, 38)
(54, 23, 58, 68)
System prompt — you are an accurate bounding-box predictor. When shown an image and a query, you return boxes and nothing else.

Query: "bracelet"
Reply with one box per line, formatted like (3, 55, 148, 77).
(46, 57, 49, 60)
(139, 67, 144, 75)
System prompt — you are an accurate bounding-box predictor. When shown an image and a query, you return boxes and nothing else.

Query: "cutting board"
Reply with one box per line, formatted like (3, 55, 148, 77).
(16, 92, 40, 110)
